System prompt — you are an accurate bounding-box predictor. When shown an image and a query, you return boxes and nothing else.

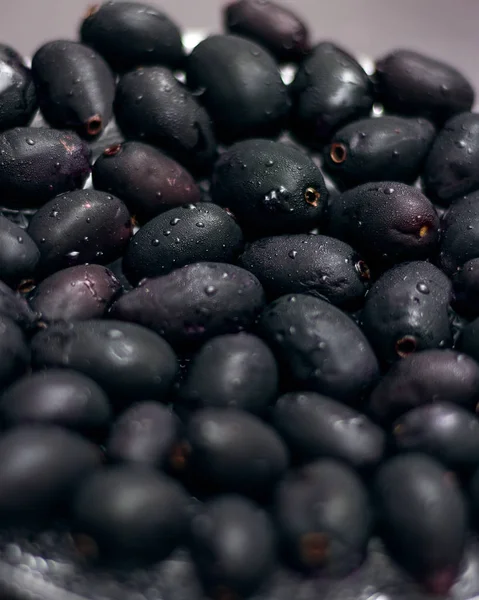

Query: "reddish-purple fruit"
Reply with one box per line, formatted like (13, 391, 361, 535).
(0, 128, 91, 208)
(224, 0, 310, 62)
(29, 264, 121, 322)
(27, 190, 132, 276)
(92, 142, 201, 223)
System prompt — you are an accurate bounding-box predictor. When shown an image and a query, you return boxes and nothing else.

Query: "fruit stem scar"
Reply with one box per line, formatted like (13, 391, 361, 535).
(304, 187, 320, 207)
(355, 259, 371, 280)
(395, 335, 417, 358)
(103, 143, 122, 157)
(418, 225, 429, 237)
(330, 142, 347, 164)
(86, 115, 103, 136)
(300, 532, 330, 566)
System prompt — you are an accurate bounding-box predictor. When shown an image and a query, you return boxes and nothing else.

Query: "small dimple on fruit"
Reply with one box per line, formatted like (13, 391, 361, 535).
(395, 335, 417, 358)
(330, 142, 347, 164)
(304, 187, 320, 207)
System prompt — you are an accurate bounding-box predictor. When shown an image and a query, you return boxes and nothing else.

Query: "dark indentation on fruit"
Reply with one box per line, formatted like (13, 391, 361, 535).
(355, 259, 370, 281)
(86, 115, 103, 136)
(17, 278, 35, 294)
(330, 142, 347, 164)
(304, 187, 320, 207)
(300, 532, 330, 567)
(395, 335, 417, 358)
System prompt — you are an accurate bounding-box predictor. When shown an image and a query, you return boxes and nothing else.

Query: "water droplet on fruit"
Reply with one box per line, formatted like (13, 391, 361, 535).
(170, 218, 180, 225)
(107, 329, 124, 339)
(17, 236, 23, 243)
(50, 210, 59, 218)
(266, 159, 274, 167)
(66, 251, 80, 258)
(151, 239, 160, 246)
(288, 250, 297, 259)
(163, 230, 171, 237)
(456, 140, 466, 148)
(384, 187, 394, 195)
(416, 282, 430, 294)
(26, 138, 35, 146)
(205, 285, 216, 296)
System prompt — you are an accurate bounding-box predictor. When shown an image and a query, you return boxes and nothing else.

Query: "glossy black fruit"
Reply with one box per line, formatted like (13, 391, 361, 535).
(27, 189, 132, 275)
(328, 182, 439, 267)
(393, 403, 479, 470)
(0, 44, 37, 131)
(224, 0, 310, 62)
(290, 42, 373, 148)
(273, 392, 385, 469)
(115, 67, 216, 173)
(275, 459, 371, 574)
(72, 466, 189, 566)
(361, 261, 453, 363)
(186, 35, 289, 143)
(29, 264, 121, 322)
(32, 41, 115, 139)
(31, 320, 178, 405)
(0, 280, 36, 328)
(0, 425, 101, 525)
(423, 113, 479, 206)
(323, 116, 436, 190)
(438, 191, 479, 275)
(110, 262, 265, 349)
(375, 50, 474, 124)
(179, 333, 278, 414)
(106, 401, 179, 468)
(374, 454, 467, 595)
(172, 408, 288, 497)
(0, 316, 30, 390)
(190, 495, 276, 596)
(211, 139, 327, 236)
(0, 128, 91, 208)
(452, 258, 479, 318)
(0, 369, 111, 437)
(123, 203, 244, 283)
(92, 141, 201, 223)
(80, 2, 184, 72)
(0, 216, 39, 286)
(258, 294, 379, 403)
(368, 350, 479, 423)
(239, 233, 370, 309)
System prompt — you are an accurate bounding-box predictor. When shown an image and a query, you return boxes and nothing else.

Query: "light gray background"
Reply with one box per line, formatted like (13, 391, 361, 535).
(0, 0, 478, 89)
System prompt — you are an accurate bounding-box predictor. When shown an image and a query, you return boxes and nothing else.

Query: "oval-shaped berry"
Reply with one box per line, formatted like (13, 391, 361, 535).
(0, 44, 37, 131)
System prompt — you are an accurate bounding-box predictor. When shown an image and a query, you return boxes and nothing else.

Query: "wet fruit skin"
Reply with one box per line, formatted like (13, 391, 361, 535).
(452, 258, 479, 318)
(29, 264, 122, 322)
(123, 203, 244, 284)
(458, 317, 479, 365)
(0, 316, 30, 389)
(0, 280, 36, 329)
(72, 466, 190, 566)
(423, 113, 479, 206)
(27, 189, 132, 276)
(239, 233, 369, 309)
(0, 425, 101, 526)
(224, 0, 311, 63)
(106, 401, 180, 468)
(323, 116, 436, 190)
(186, 35, 290, 144)
(110, 262, 266, 349)
(178, 333, 278, 414)
(92, 141, 201, 223)
(115, 67, 216, 174)
(0, 369, 111, 438)
(375, 50, 474, 125)
(190, 495, 276, 597)
(273, 392, 385, 470)
(328, 182, 439, 267)
(360, 261, 453, 364)
(0, 215, 39, 286)
(30, 320, 178, 406)
(257, 294, 379, 403)
(0, 44, 37, 131)
(374, 454, 467, 595)
(174, 407, 289, 497)
(32, 41, 115, 139)
(80, 2, 184, 73)
(0, 127, 91, 208)
(368, 349, 479, 423)
(437, 191, 479, 275)
(274, 459, 371, 575)
(211, 139, 327, 236)
(393, 402, 479, 471)
(290, 42, 373, 149)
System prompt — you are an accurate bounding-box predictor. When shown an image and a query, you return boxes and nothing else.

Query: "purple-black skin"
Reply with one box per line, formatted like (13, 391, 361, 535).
(27, 189, 132, 276)
(452, 258, 479, 318)
(80, 1, 184, 73)
(375, 50, 474, 125)
(0, 315, 30, 389)
(29, 264, 122, 323)
(423, 113, 479, 206)
(92, 141, 201, 223)
(290, 42, 373, 149)
(32, 40, 115, 139)
(224, 0, 311, 62)
(0, 44, 37, 131)
(374, 454, 467, 596)
(0, 369, 111, 438)
(368, 349, 479, 423)
(0, 216, 39, 286)
(0, 425, 102, 527)
(0, 280, 36, 329)
(115, 67, 216, 174)
(110, 262, 266, 349)
(0, 127, 91, 208)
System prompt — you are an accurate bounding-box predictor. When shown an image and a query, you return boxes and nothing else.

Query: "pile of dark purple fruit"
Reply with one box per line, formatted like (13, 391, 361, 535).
(2, 0, 479, 598)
